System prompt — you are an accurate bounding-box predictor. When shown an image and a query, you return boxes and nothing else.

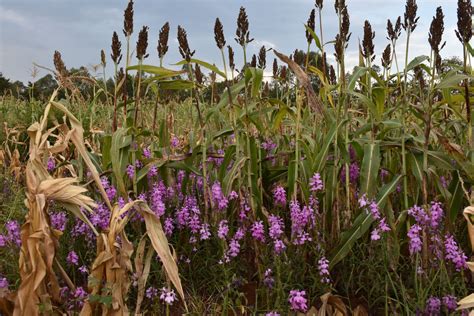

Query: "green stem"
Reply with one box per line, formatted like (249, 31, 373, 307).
(401, 29, 411, 210)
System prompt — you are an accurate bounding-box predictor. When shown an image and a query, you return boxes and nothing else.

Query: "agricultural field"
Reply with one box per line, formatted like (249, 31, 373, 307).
(1, 0, 474, 314)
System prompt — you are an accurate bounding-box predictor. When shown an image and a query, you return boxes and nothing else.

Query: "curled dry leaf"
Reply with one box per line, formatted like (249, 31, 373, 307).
(318, 292, 347, 316)
(273, 50, 325, 118)
(81, 200, 186, 315)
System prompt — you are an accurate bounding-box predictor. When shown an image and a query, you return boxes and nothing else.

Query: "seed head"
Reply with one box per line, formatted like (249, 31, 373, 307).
(250, 54, 257, 67)
(158, 22, 170, 59)
(340, 5, 351, 42)
(280, 66, 288, 81)
(455, 0, 472, 44)
(210, 70, 216, 83)
(334, 34, 344, 63)
(362, 20, 375, 61)
(177, 25, 195, 62)
(136, 26, 149, 60)
(263, 81, 270, 97)
(214, 18, 226, 49)
(429, 7, 445, 54)
(117, 67, 125, 95)
(228, 46, 235, 70)
(123, 0, 134, 37)
(235, 7, 253, 46)
(194, 64, 203, 84)
(272, 58, 278, 78)
(111, 31, 122, 64)
(53, 50, 67, 78)
(306, 9, 316, 44)
(317, 52, 328, 75)
(258, 46, 266, 69)
(329, 65, 337, 84)
(414, 66, 425, 90)
(387, 17, 402, 42)
(293, 49, 305, 66)
(101, 49, 106, 67)
(335, 0, 346, 14)
(403, 0, 419, 32)
(381, 44, 391, 69)
(315, 0, 323, 10)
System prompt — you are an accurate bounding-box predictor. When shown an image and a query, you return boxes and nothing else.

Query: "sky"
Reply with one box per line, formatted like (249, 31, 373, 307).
(0, 0, 464, 83)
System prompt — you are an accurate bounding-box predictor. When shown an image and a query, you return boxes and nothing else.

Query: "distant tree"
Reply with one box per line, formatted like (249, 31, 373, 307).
(30, 74, 58, 100)
(0, 73, 11, 95)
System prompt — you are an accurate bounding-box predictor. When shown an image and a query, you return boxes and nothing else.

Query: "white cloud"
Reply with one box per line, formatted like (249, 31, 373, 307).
(0, 6, 29, 29)
(253, 39, 277, 49)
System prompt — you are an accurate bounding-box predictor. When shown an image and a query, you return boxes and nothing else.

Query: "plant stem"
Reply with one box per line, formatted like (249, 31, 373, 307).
(401, 29, 411, 210)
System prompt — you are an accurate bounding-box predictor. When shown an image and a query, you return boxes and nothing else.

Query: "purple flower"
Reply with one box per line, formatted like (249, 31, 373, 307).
(378, 218, 390, 232)
(290, 200, 314, 244)
(135, 159, 143, 169)
(318, 256, 331, 284)
(262, 139, 277, 151)
(0, 277, 9, 289)
(234, 227, 246, 240)
(79, 265, 88, 274)
(0, 235, 6, 247)
(217, 220, 229, 239)
(211, 181, 228, 211)
(126, 164, 135, 179)
(164, 217, 174, 236)
(273, 239, 286, 254)
(380, 169, 389, 182)
(444, 234, 467, 271)
(268, 215, 284, 240)
(150, 183, 166, 218)
(160, 287, 177, 305)
(340, 162, 360, 184)
(170, 136, 180, 148)
(143, 147, 152, 159)
(146, 286, 158, 299)
(5, 220, 21, 246)
(309, 173, 323, 192)
(407, 224, 423, 255)
(273, 185, 287, 207)
(47, 156, 56, 172)
(408, 205, 430, 227)
(263, 269, 275, 288)
(239, 199, 251, 220)
(228, 190, 238, 200)
(72, 287, 88, 308)
(106, 185, 117, 201)
(442, 295, 457, 312)
(66, 251, 79, 266)
(90, 203, 111, 231)
(371, 229, 381, 241)
(227, 239, 241, 258)
(440, 176, 448, 189)
(288, 290, 308, 312)
(51, 212, 67, 232)
(429, 202, 444, 229)
(358, 194, 369, 208)
(251, 221, 266, 242)
(200, 223, 211, 240)
(148, 165, 158, 178)
(266, 312, 280, 316)
(425, 296, 441, 315)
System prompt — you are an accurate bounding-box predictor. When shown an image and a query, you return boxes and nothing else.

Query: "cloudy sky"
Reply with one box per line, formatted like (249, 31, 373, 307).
(0, 0, 463, 83)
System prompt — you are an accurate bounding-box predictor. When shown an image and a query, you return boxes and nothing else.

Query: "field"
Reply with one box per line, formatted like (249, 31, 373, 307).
(1, 0, 474, 314)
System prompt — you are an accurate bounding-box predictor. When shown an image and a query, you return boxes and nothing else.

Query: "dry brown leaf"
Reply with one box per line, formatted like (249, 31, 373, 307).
(273, 50, 325, 117)
(318, 293, 347, 316)
(352, 305, 368, 316)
